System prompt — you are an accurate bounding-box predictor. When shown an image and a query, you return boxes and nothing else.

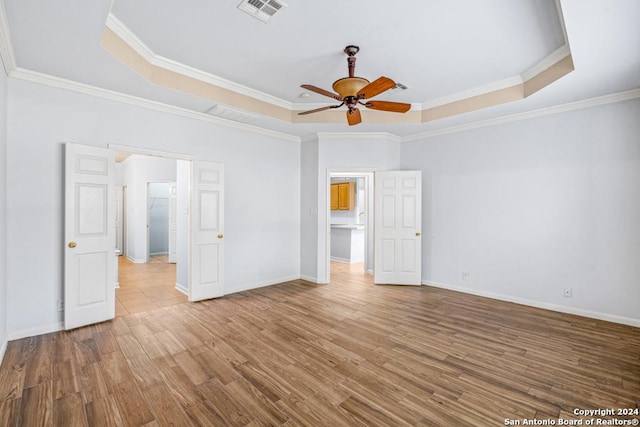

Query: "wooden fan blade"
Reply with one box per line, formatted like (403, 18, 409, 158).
(297, 102, 344, 115)
(356, 76, 396, 99)
(364, 100, 411, 113)
(346, 108, 361, 126)
(301, 85, 342, 100)
(298, 106, 334, 115)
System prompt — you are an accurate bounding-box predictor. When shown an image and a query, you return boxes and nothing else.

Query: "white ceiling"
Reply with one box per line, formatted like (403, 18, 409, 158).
(2, 0, 639, 138)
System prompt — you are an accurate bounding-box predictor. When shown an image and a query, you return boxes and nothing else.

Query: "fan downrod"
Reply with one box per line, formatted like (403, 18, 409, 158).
(344, 45, 359, 77)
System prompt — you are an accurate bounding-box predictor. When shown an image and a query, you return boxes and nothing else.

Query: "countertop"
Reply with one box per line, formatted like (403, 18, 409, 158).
(330, 224, 365, 230)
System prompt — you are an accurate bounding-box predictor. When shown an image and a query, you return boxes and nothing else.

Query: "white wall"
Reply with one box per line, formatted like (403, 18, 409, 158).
(300, 139, 319, 281)
(0, 60, 8, 360)
(401, 99, 640, 325)
(6, 78, 301, 338)
(120, 155, 176, 262)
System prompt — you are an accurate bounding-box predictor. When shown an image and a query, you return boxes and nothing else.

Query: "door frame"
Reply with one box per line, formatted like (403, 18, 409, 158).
(110, 144, 221, 298)
(324, 168, 375, 283)
(122, 185, 127, 257)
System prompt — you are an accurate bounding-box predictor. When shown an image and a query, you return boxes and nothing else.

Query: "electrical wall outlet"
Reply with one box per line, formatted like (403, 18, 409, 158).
(563, 288, 572, 297)
(462, 272, 470, 282)
(57, 300, 64, 311)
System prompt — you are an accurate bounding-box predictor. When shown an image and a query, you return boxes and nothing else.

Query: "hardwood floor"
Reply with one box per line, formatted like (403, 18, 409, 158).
(116, 256, 187, 317)
(1, 262, 639, 426)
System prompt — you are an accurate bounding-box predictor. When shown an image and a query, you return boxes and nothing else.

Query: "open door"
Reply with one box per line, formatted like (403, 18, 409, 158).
(374, 170, 422, 285)
(189, 161, 224, 301)
(64, 143, 116, 329)
(168, 182, 177, 263)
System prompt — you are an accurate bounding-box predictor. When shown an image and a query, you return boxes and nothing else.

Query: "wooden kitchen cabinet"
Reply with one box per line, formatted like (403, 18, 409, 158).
(330, 184, 339, 210)
(331, 182, 355, 210)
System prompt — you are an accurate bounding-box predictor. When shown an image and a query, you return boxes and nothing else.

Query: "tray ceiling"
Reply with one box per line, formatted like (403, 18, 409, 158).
(2, 0, 639, 137)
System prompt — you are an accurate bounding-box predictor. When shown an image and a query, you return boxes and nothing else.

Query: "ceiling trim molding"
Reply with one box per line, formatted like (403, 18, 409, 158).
(0, 0, 17, 75)
(521, 44, 571, 82)
(105, 13, 294, 110)
(102, 12, 575, 127)
(420, 76, 524, 110)
(403, 88, 640, 142)
(101, 25, 293, 123)
(10, 67, 300, 142)
(11, 65, 633, 146)
(300, 132, 402, 143)
(315, 132, 402, 143)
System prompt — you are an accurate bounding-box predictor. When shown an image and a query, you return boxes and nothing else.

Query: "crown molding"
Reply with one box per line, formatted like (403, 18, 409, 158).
(10, 67, 300, 142)
(0, 0, 17, 75)
(421, 76, 524, 110)
(301, 132, 403, 143)
(105, 13, 573, 126)
(418, 44, 571, 113)
(11, 67, 637, 145)
(521, 44, 571, 82)
(316, 132, 402, 142)
(105, 13, 294, 110)
(403, 88, 640, 142)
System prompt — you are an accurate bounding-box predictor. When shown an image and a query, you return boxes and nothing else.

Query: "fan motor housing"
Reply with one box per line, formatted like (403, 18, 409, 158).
(332, 77, 370, 98)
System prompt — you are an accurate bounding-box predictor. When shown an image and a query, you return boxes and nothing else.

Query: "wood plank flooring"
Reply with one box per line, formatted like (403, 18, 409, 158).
(1, 261, 639, 426)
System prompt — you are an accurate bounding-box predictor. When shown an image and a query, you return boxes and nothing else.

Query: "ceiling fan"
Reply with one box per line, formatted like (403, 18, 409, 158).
(298, 45, 411, 126)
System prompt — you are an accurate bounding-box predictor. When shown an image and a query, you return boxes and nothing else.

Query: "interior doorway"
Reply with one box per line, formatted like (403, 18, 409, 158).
(326, 170, 374, 283)
(65, 142, 226, 329)
(114, 153, 186, 315)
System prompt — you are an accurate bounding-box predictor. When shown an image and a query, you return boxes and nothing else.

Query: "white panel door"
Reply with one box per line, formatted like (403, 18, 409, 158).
(64, 143, 115, 329)
(189, 161, 224, 301)
(374, 171, 422, 285)
(168, 182, 177, 263)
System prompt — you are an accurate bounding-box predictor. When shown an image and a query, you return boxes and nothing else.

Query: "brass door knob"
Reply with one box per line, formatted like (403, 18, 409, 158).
(68, 242, 77, 248)
(415, 232, 421, 237)
(217, 234, 224, 239)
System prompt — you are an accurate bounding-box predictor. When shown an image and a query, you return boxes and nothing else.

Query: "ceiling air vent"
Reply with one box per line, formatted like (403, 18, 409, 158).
(385, 82, 409, 96)
(237, 0, 287, 23)
(205, 105, 260, 124)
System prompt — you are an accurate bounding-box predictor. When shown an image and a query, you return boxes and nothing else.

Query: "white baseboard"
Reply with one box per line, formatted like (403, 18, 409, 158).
(423, 280, 640, 328)
(300, 274, 320, 284)
(126, 256, 146, 263)
(8, 321, 64, 341)
(175, 282, 188, 295)
(225, 275, 301, 295)
(150, 252, 168, 256)
(330, 257, 365, 264)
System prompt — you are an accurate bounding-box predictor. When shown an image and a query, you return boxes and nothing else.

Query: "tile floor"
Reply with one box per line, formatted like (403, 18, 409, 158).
(115, 255, 187, 316)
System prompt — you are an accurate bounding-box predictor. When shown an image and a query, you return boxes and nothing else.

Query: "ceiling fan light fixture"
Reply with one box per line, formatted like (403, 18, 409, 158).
(298, 45, 411, 125)
(332, 77, 370, 98)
